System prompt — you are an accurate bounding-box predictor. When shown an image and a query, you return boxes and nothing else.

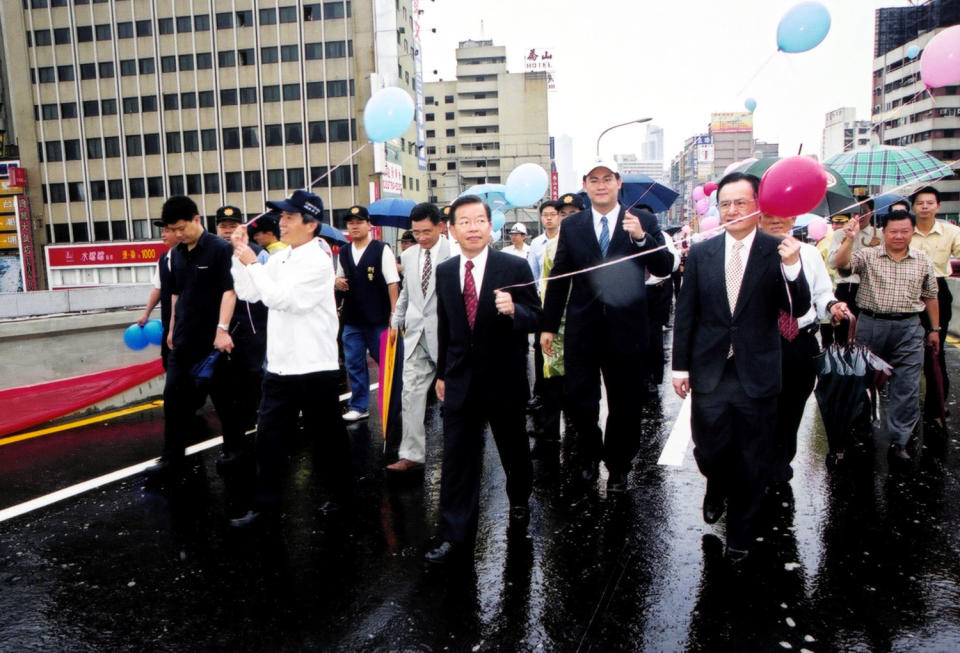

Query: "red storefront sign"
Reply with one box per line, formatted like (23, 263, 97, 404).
(9, 166, 26, 188)
(46, 242, 168, 268)
(15, 195, 38, 290)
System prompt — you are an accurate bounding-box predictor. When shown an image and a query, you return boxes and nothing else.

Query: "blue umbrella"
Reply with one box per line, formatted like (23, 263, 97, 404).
(873, 193, 909, 216)
(618, 174, 679, 214)
(367, 198, 417, 228)
(317, 223, 348, 245)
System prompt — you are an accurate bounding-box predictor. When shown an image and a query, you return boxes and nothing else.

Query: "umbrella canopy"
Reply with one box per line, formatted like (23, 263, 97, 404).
(873, 192, 910, 216)
(367, 198, 417, 228)
(461, 183, 511, 212)
(618, 174, 679, 214)
(825, 145, 952, 187)
(731, 158, 857, 218)
(317, 223, 348, 245)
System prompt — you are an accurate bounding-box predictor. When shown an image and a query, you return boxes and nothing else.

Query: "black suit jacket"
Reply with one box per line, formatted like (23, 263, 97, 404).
(672, 230, 811, 399)
(542, 207, 674, 355)
(436, 248, 542, 411)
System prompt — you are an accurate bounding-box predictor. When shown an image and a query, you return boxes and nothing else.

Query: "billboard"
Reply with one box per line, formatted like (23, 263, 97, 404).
(524, 48, 556, 91)
(710, 112, 753, 133)
(46, 242, 168, 268)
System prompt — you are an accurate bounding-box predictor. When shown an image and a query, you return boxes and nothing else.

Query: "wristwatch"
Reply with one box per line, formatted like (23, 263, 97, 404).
(217, 323, 229, 332)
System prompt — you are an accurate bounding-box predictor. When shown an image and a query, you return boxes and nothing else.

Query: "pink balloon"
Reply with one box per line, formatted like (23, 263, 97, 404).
(806, 216, 829, 242)
(695, 197, 710, 215)
(692, 185, 706, 202)
(703, 181, 718, 197)
(699, 216, 720, 234)
(758, 156, 828, 218)
(920, 25, 960, 89)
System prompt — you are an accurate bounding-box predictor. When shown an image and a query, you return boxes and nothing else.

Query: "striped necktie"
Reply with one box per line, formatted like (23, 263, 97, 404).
(598, 215, 610, 256)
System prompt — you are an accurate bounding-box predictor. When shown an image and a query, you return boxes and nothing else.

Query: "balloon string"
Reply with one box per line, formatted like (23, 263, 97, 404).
(494, 157, 960, 293)
(737, 51, 778, 98)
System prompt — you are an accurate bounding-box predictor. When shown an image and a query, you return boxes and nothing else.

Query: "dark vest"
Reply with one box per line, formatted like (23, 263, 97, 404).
(231, 243, 269, 341)
(158, 251, 173, 334)
(339, 239, 390, 326)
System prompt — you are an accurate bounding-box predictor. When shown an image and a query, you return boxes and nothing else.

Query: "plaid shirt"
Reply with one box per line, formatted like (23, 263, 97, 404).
(911, 219, 960, 278)
(848, 246, 938, 314)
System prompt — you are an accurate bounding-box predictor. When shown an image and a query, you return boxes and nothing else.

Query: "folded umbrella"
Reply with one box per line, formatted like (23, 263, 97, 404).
(190, 350, 222, 389)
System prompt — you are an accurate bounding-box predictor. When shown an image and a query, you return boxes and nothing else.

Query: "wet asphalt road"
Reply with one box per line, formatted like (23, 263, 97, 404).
(2, 337, 960, 652)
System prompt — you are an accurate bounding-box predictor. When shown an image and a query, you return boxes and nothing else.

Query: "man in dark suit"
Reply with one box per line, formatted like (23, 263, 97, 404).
(672, 172, 810, 564)
(425, 195, 542, 565)
(541, 160, 674, 492)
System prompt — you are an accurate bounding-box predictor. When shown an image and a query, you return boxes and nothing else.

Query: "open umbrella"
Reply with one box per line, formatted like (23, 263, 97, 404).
(873, 193, 909, 216)
(825, 145, 952, 187)
(731, 158, 857, 218)
(367, 198, 417, 229)
(618, 174, 679, 214)
(317, 223, 348, 246)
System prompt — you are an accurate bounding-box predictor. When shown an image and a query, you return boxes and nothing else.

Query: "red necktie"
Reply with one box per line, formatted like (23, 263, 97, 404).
(463, 260, 478, 331)
(779, 309, 799, 342)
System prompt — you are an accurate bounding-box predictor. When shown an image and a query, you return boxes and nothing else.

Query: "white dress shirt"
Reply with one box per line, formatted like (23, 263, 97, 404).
(459, 246, 488, 294)
(592, 203, 648, 246)
(336, 240, 401, 284)
(504, 243, 530, 259)
(231, 238, 340, 376)
(529, 232, 549, 280)
(798, 241, 837, 328)
(646, 232, 680, 284)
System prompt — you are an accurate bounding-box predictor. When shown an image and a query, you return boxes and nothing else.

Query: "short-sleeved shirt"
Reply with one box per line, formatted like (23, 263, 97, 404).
(848, 246, 937, 314)
(911, 219, 960, 278)
(170, 230, 234, 358)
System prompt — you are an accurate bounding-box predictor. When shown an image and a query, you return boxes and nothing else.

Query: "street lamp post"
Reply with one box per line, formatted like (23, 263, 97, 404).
(595, 117, 652, 159)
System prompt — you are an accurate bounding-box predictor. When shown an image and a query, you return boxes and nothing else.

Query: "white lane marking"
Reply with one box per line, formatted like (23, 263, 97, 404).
(658, 394, 691, 466)
(0, 382, 379, 523)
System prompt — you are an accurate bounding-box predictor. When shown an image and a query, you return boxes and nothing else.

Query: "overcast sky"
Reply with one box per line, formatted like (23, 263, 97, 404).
(418, 0, 915, 177)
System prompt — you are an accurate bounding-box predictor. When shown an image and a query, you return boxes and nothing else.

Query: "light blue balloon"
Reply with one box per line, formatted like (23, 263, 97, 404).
(777, 2, 831, 53)
(123, 324, 149, 351)
(491, 210, 506, 232)
(363, 87, 415, 142)
(143, 319, 164, 346)
(744, 97, 757, 113)
(505, 164, 549, 207)
(492, 229, 502, 242)
(906, 45, 921, 59)
(707, 206, 719, 217)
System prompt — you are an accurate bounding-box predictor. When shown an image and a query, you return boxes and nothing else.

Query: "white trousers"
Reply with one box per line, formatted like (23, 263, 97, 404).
(398, 337, 437, 463)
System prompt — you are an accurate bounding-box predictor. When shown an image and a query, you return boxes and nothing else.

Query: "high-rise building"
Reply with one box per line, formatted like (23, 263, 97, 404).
(872, 0, 959, 219)
(822, 107, 874, 160)
(424, 40, 550, 213)
(613, 154, 665, 183)
(0, 0, 425, 289)
(642, 123, 663, 162)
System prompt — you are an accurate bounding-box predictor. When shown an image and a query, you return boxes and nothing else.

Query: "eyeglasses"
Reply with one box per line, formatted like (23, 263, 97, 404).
(717, 198, 756, 211)
(454, 218, 489, 227)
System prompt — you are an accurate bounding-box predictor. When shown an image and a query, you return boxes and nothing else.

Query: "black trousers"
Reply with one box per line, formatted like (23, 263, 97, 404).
(921, 277, 952, 420)
(563, 343, 647, 475)
(532, 333, 544, 398)
(440, 390, 532, 543)
(538, 376, 564, 441)
(218, 334, 266, 454)
(691, 358, 776, 551)
(646, 281, 673, 384)
(773, 330, 819, 483)
(162, 349, 234, 464)
(254, 370, 352, 508)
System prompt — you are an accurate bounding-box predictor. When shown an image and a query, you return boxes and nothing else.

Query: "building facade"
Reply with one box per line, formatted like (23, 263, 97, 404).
(872, 0, 959, 219)
(0, 0, 425, 289)
(821, 107, 874, 161)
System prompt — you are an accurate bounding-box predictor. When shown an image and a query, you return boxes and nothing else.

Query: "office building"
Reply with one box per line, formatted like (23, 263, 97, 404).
(822, 107, 874, 161)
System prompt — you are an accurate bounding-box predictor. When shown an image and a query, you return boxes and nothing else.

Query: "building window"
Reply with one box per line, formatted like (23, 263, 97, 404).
(144, 134, 161, 155)
(279, 6, 297, 23)
(195, 15, 210, 31)
(161, 56, 176, 73)
(158, 18, 174, 35)
(242, 126, 259, 148)
(101, 99, 117, 115)
(204, 173, 220, 194)
(267, 169, 285, 190)
(136, 20, 152, 37)
(166, 132, 181, 153)
(68, 181, 85, 202)
(445, 95, 454, 103)
(104, 137, 120, 157)
(183, 131, 199, 152)
(330, 165, 358, 187)
(95, 24, 111, 40)
(125, 135, 141, 156)
(120, 59, 136, 76)
(54, 27, 71, 44)
(225, 172, 243, 192)
(447, 162, 456, 170)
(325, 41, 347, 58)
(147, 177, 164, 197)
(445, 112, 454, 120)
(201, 129, 217, 150)
(327, 80, 349, 97)
(198, 91, 214, 108)
(282, 83, 300, 101)
(222, 128, 241, 149)
(76, 26, 93, 42)
(56, 65, 75, 82)
(329, 118, 355, 141)
(263, 85, 281, 102)
(220, 89, 238, 105)
(260, 8, 277, 25)
(288, 168, 305, 188)
(446, 145, 456, 154)
(80, 63, 96, 80)
(98, 62, 114, 78)
(308, 121, 326, 143)
(219, 50, 236, 67)
(181, 92, 197, 109)
(238, 48, 255, 65)
(37, 67, 55, 83)
(169, 176, 184, 196)
(186, 175, 202, 195)
(426, 130, 435, 138)
(89, 181, 106, 201)
(323, 1, 351, 19)
(197, 52, 212, 69)
(216, 12, 233, 29)
(445, 129, 455, 137)
(123, 97, 139, 114)
(176, 16, 192, 33)
(304, 42, 322, 60)
(281, 45, 299, 61)
(82, 100, 99, 117)
(141, 95, 158, 112)
(236, 10, 253, 27)
(426, 146, 436, 155)
(285, 123, 303, 144)
(163, 94, 179, 110)
(428, 163, 436, 171)
(265, 124, 283, 146)
(179, 54, 194, 71)
(139, 57, 155, 74)
(129, 178, 145, 198)
(262, 46, 279, 63)
(306, 81, 324, 99)
(61, 102, 78, 118)
(49, 184, 66, 203)
(239, 87, 257, 104)
(425, 113, 434, 121)
(108, 180, 124, 199)
(244, 171, 262, 191)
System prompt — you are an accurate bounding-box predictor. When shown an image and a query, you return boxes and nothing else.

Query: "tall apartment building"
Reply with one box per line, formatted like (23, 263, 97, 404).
(872, 0, 959, 219)
(821, 107, 873, 161)
(424, 39, 550, 211)
(0, 0, 425, 289)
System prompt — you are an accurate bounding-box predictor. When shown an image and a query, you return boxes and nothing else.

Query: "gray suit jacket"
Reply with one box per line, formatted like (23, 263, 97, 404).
(391, 237, 452, 362)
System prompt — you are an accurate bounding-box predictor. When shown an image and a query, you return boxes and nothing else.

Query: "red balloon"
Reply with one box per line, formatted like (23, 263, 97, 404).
(703, 181, 718, 197)
(758, 157, 828, 218)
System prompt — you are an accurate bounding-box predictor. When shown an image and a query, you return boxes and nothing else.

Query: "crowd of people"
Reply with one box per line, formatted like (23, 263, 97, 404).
(138, 159, 954, 569)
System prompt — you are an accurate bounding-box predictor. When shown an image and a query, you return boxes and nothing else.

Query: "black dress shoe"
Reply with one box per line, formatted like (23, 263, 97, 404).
(508, 505, 530, 526)
(580, 464, 599, 484)
(229, 509, 279, 529)
(425, 541, 461, 565)
(725, 546, 751, 568)
(317, 500, 343, 517)
(526, 395, 542, 412)
(889, 442, 912, 461)
(702, 494, 725, 525)
(606, 470, 628, 493)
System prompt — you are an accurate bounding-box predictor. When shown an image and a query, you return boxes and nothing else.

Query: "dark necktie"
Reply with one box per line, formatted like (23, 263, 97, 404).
(421, 248, 431, 297)
(463, 259, 478, 331)
(779, 309, 800, 342)
(598, 215, 610, 257)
